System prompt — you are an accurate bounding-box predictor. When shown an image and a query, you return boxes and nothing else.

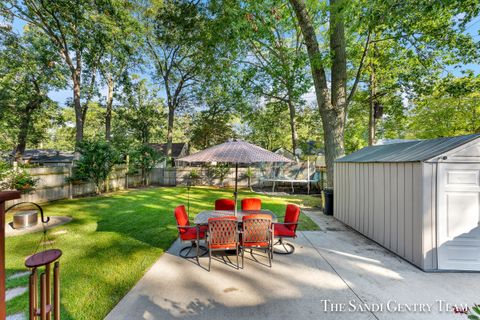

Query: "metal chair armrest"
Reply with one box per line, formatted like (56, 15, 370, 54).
(176, 225, 199, 229)
(275, 222, 298, 226)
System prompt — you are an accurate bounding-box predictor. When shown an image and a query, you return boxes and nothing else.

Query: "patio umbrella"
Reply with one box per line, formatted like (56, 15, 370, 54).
(178, 139, 293, 214)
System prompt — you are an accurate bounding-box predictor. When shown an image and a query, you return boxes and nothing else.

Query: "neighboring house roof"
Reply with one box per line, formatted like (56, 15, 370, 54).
(336, 134, 480, 163)
(2, 149, 75, 163)
(149, 142, 187, 158)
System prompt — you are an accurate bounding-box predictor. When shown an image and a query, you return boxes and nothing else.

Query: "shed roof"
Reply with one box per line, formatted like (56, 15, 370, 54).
(335, 134, 480, 163)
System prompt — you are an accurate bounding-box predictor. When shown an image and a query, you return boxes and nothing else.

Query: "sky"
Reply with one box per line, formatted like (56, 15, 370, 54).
(9, 12, 480, 106)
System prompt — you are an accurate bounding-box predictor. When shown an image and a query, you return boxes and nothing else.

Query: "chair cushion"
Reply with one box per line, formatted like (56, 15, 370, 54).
(209, 243, 237, 250)
(241, 241, 269, 248)
(241, 198, 262, 210)
(273, 223, 296, 237)
(179, 227, 206, 241)
(215, 198, 235, 210)
(175, 205, 190, 234)
(284, 204, 300, 232)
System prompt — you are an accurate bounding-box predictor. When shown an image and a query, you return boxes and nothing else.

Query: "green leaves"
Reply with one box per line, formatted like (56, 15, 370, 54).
(408, 75, 480, 139)
(0, 26, 64, 152)
(115, 78, 165, 146)
(128, 144, 162, 185)
(0, 163, 39, 194)
(72, 139, 120, 193)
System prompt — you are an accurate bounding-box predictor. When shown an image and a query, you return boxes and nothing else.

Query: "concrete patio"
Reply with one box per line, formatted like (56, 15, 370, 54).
(105, 211, 480, 320)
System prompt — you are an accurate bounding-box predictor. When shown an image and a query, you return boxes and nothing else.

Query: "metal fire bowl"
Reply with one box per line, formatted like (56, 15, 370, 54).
(13, 210, 38, 229)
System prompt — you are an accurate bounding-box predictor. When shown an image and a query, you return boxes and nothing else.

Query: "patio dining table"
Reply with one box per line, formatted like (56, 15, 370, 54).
(194, 209, 277, 225)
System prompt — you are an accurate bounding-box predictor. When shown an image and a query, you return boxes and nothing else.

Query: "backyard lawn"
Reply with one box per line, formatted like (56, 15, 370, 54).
(5, 186, 319, 320)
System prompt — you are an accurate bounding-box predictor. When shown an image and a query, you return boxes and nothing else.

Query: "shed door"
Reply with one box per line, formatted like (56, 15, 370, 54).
(437, 163, 480, 271)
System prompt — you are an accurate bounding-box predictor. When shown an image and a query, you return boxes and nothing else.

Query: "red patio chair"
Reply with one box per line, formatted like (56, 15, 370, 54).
(241, 198, 262, 211)
(215, 198, 235, 211)
(207, 216, 239, 271)
(240, 214, 273, 268)
(273, 204, 300, 254)
(174, 205, 207, 261)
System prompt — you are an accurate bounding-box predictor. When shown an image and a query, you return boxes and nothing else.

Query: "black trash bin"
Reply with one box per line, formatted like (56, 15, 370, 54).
(324, 189, 334, 216)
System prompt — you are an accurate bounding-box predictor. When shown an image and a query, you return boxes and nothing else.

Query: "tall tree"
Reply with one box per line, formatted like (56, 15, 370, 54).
(288, 0, 480, 187)
(144, 0, 211, 159)
(1, 0, 135, 148)
(97, 2, 142, 141)
(288, 0, 351, 187)
(0, 24, 64, 156)
(189, 83, 236, 150)
(237, 1, 311, 153)
(409, 75, 480, 138)
(116, 79, 165, 145)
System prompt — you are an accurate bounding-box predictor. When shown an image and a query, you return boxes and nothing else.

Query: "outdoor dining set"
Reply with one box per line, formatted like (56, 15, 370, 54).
(174, 139, 301, 270)
(174, 198, 300, 271)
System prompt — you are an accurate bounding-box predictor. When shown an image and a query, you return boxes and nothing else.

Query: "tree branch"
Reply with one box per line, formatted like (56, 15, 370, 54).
(347, 30, 371, 105)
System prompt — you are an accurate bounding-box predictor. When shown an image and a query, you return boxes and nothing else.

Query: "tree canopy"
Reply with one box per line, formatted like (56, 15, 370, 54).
(1, 0, 479, 186)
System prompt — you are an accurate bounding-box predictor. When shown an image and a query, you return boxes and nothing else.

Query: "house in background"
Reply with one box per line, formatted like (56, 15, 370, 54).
(149, 142, 189, 167)
(1, 149, 74, 166)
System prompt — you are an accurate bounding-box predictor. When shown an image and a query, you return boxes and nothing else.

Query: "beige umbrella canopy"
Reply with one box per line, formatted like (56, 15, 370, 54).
(178, 140, 292, 163)
(178, 139, 293, 213)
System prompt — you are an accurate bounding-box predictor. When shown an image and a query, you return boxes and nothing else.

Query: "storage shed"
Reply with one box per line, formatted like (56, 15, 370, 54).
(334, 134, 480, 271)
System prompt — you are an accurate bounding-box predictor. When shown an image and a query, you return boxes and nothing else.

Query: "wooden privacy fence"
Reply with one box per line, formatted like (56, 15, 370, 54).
(5, 166, 176, 207)
(5, 163, 321, 206)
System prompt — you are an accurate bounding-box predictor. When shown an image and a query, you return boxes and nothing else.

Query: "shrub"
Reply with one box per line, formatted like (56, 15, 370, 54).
(214, 163, 230, 187)
(187, 169, 201, 186)
(203, 163, 231, 187)
(0, 160, 11, 182)
(71, 139, 120, 194)
(244, 166, 254, 191)
(203, 164, 216, 185)
(0, 164, 39, 194)
(129, 144, 162, 186)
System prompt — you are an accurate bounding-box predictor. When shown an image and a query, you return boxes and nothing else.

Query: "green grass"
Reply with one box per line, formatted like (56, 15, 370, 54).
(5, 186, 320, 319)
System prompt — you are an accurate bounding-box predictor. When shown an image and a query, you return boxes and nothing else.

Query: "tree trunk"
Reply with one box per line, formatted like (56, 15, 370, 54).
(166, 104, 175, 159)
(289, 0, 347, 188)
(73, 69, 84, 149)
(15, 103, 36, 159)
(287, 98, 299, 154)
(105, 75, 114, 141)
(368, 64, 376, 145)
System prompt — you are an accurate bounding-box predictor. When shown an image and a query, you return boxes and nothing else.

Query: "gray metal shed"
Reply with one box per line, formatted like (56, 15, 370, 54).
(334, 134, 480, 271)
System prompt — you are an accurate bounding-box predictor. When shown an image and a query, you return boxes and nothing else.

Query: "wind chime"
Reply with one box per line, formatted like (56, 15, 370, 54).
(5, 202, 62, 320)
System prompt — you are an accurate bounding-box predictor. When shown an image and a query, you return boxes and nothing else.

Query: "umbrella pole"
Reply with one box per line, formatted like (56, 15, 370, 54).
(234, 163, 238, 216)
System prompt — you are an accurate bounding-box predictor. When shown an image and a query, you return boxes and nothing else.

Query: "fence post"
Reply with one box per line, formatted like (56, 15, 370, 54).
(69, 162, 73, 200)
(125, 155, 129, 189)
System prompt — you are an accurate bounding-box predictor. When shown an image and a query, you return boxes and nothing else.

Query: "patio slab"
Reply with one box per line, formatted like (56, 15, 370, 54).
(105, 211, 479, 320)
